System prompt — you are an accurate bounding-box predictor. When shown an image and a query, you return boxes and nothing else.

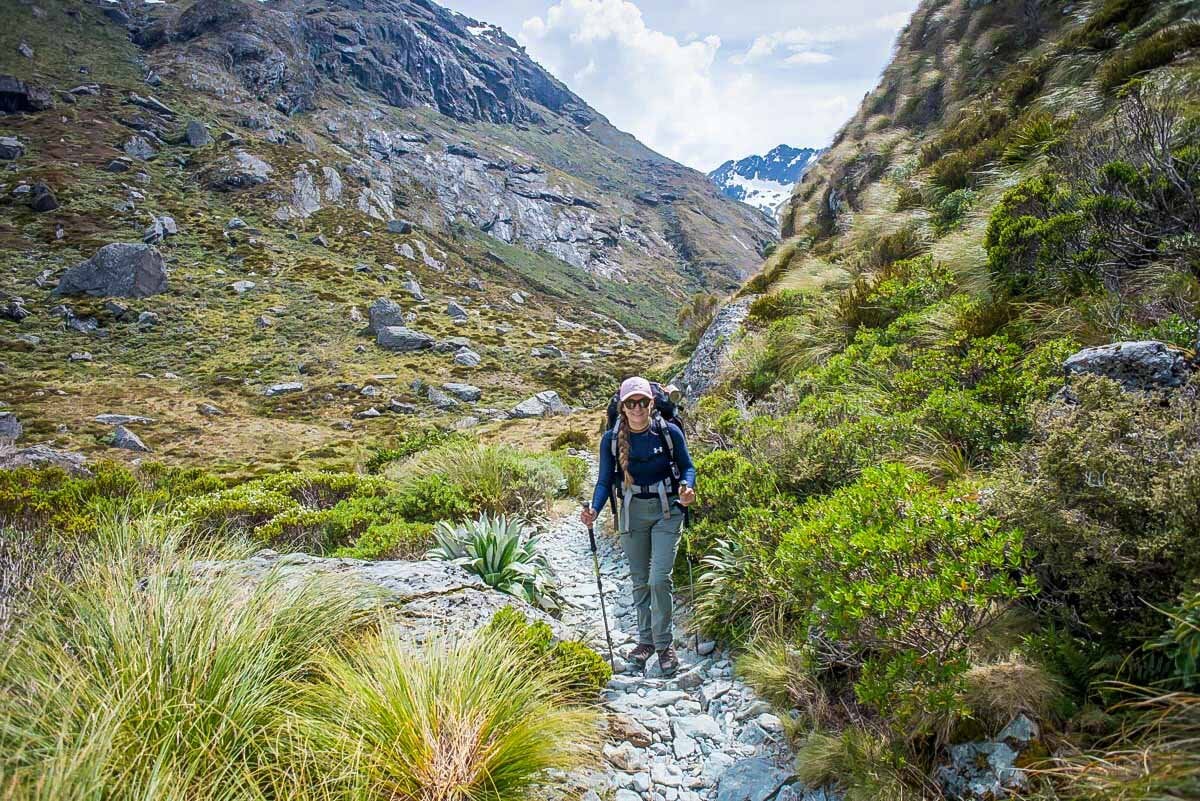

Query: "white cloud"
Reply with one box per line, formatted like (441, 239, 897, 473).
(735, 14, 908, 66)
(783, 51, 834, 65)
(519, 0, 860, 170)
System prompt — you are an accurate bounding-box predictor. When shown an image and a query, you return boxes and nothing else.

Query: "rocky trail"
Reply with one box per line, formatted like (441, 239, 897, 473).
(536, 457, 806, 801)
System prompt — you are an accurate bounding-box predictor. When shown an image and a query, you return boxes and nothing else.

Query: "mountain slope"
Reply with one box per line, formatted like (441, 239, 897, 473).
(708, 144, 822, 218)
(0, 0, 774, 470)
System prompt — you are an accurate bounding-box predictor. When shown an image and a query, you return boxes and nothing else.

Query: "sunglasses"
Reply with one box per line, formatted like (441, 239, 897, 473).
(622, 397, 651, 409)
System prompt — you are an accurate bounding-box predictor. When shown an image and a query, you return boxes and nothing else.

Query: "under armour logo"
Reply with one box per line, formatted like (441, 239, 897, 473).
(653, 446, 663, 455)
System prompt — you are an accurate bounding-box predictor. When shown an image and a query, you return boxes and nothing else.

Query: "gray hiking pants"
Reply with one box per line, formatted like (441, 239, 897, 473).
(619, 495, 684, 650)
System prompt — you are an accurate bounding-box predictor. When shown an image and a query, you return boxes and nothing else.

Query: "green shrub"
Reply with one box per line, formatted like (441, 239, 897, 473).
(749, 289, 808, 322)
(550, 429, 590, 450)
(0, 462, 224, 538)
(393, 441, 572, 517)
(185, 485, 299, 537)
(364, 428, 460, 474)
(484, 606, 612, 697)
(333, 520, 434, 561)
(775, 464, 1032, 731)
(915, 388, 1008, 456)
(933, 188, 976, 232)
(693, 449, 779, 525)
(392, 473, 473, 522)
(427, 514, 561, 611)
(1097, 22, 1200, 91)
(984, 174, 1092, 296)
(992, 376, 1200, 645)
(1150, 587, 1200, 689)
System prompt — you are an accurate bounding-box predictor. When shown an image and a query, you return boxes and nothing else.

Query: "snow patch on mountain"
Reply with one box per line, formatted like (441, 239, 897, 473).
(708, 144, 824, 219)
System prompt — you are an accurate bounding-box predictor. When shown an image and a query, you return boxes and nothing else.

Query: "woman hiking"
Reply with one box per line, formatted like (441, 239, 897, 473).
(581, 376, 696, 675)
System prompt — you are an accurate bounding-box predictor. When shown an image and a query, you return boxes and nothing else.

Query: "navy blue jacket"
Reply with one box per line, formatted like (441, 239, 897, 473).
(591, 422, 696, 513)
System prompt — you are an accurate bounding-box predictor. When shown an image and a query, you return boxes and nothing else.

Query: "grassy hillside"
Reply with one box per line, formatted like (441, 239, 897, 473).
(685, 0, 1200, 796)
(0, 0, 696, 471)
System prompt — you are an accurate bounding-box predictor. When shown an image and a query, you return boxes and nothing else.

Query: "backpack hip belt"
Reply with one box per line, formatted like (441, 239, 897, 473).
(615, 479, 675, 533)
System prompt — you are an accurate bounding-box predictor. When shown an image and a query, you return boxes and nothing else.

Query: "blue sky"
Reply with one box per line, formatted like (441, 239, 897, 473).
(441, 0, 919, 171)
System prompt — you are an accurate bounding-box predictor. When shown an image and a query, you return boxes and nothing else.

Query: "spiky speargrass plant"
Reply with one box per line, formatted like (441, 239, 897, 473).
(427, 514, 561, 611)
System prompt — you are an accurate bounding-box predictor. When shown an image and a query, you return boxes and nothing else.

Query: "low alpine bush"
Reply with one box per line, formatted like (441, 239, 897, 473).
(775, 464, 1033, 732)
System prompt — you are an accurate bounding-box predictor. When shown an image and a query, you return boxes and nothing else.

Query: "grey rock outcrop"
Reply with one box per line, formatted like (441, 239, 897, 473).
(937, 715, 1038, 800)
(0, 412, 21, 444)
(1063, 340, 1193, 392)
(184, 119, 211, 146)
(454, 347, 482, 367)
(111, 425, 150, 452)
(55, 243, 168, 298)
(677, 296, 756, 399)
(0, 136, 24, 160)
(0, 74, 53, 113)
(264, 382, 304, 396)
(0, 444, 90, 476)
(508, 390, 570, 418)
(442, 382, 481, 402)
(123, 135, 157, 161)
(201, 151, 273, 190)
(715, 758, 795, 801)
(190, 551, 562, 645)
(377, 326, 434, 352)
(367, 298, 405, 334)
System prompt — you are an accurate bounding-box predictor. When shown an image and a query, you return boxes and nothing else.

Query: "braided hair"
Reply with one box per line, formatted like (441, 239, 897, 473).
(617, 399, 655, 488)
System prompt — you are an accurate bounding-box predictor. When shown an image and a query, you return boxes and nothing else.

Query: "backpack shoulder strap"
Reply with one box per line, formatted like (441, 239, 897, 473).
(652, 416, 681, 484)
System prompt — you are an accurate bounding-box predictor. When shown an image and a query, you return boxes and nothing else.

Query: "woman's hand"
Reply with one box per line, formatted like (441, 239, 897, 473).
(580, 506, 598, 527)
(678, 485, 696, 506)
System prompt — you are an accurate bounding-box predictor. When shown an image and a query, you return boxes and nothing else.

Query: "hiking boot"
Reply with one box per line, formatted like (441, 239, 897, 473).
(627, 642, 655, 670)
(657, 646, 679, 676)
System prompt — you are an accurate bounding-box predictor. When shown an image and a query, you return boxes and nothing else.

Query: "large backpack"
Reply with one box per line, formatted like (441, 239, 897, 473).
(602, 382, 687, 520)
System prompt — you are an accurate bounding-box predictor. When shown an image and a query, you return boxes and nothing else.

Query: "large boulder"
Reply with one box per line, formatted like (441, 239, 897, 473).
(367, 298, 405, 334)
(715, 757, 796, 801)
(201, 150, 273, 190)
(937, 715, 1039, 800)
(377, 325, 434, 352)
(190, 551, 563, 645)
(1063, 340, 1193, 392)
(0, 444, 90, 476)
(0, 136, 24, 160)
(508, 390, 570, 418)
(677, 296, 756, 400)
(54, 243, 168, 298)
(0, 74, 53, 113)
(184, 120, 211, 147)
(0, 411, 21, 444)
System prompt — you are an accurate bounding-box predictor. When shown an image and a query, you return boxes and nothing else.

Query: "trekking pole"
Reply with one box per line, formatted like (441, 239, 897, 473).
(682, 503, 699, 653)
(585, 509, 616, 671)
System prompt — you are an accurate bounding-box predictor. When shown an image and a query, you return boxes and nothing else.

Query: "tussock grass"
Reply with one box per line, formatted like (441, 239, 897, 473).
(387, 440, 584, 518)
(1037, 687, 1200, 800)
(297, 625, 604, 801)
(962, 659, 1064, 732)
(0, 513, 605, 801)
(0, 517, 363, 801)
(776, 257, 852, 294)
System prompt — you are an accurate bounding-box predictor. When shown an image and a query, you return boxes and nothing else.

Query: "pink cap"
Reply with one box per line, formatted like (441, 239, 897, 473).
(619, 376, 653, 403)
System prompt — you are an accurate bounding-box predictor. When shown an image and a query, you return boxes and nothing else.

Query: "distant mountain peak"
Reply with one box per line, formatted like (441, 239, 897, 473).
(709, 145, 824, 219)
